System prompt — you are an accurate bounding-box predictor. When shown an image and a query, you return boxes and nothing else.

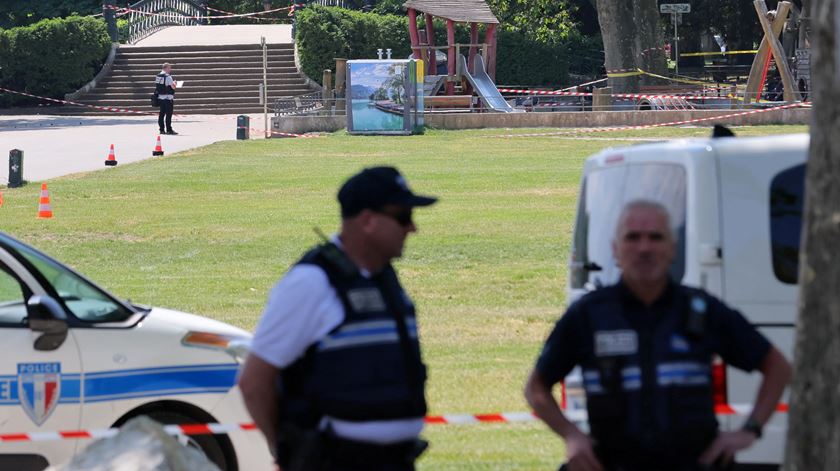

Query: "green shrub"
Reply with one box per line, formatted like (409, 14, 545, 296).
(0, 16, 111, 107)
(295, 5, 580, 88)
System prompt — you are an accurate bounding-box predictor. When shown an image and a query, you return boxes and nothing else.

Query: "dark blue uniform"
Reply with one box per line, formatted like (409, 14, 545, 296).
(537, 280, 771, 470)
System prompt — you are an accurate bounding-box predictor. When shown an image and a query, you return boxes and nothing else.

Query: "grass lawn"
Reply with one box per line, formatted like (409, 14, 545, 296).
(0, 125, 807, 469)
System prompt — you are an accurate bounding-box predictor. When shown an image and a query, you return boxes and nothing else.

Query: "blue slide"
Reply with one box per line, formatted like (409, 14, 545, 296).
(458, 54, 523, 113)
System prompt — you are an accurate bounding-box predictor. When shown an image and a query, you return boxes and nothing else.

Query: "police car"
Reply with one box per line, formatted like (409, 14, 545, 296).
(564, 132, 806, 469)
(0, 232, 272, 470)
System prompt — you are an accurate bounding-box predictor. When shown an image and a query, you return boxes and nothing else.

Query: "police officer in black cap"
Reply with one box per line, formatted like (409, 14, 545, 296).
(239, 166, 437, 471)
(525, 200, 792, 471)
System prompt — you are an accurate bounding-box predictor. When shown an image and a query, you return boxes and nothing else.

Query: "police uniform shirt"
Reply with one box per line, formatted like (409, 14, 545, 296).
(156, 72, 175, 100)
(250, 236, 424, 444)
(536, 279, 771, 456)
(538, 280, 770, 387)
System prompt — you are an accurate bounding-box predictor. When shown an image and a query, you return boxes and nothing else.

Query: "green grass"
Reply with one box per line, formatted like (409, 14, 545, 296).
(0, 125, 807, 468)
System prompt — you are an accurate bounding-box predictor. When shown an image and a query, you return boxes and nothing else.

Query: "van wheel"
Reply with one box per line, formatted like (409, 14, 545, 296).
(148, 411, 232, 471)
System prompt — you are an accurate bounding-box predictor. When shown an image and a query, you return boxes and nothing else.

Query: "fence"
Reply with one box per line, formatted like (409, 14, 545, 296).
(104, 0, 207, 44)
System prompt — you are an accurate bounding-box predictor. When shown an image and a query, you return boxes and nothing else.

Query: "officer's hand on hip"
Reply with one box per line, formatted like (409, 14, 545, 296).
(698, 430, 757, 467)
(565, 429, 604, 471)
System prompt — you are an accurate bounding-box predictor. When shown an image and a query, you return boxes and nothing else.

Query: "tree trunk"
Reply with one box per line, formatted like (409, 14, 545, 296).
(783, 0, 840, 470)
(596, 0, 666, 93)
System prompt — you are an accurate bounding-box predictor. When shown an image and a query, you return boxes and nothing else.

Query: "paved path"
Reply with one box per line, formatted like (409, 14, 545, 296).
(132, 25, 293, 47)
(0, 113, 269, 183)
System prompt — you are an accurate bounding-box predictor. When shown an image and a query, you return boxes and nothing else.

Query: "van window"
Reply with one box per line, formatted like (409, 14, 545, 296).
(769, 163, 805, 284)
(570, 163, 687, 290)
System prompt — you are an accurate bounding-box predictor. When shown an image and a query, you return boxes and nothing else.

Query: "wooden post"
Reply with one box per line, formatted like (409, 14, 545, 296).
(469, 23, 478, 74)
(753, 1, 801, 102)
(446, 20, 456, 95)
(593, 87, 613, 111)
(425, 13, 437, 76)
(322, 69, 333, 110)
(335, 58, 347, 115)
(408, 9, 421, 61)
(485, 23, 498, 81)
(745, 4, 790, 103)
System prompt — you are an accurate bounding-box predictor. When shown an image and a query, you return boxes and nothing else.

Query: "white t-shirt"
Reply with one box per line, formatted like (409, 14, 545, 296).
(250, 239, 424, 444)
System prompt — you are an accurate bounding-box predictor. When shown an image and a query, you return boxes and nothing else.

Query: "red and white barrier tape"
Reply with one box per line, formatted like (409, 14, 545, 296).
(0, 422, 256, 443)
(0, 404, 789, 442)
(104, 4, 293, 20)
(236, 126, 321, 139)
(496, 102, 810, 138)
(497, 88, 739, 101)
(205, 5, 270, 20)
(0, 86, 159, 115)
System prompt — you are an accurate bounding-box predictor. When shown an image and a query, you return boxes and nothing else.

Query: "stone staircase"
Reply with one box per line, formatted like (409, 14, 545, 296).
(73, 43, 317, 114)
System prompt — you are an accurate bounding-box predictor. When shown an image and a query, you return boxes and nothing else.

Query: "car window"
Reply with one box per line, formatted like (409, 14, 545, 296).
(769, 163, 805, 284)
(0, 264, 27, 326)
(7, 240, 133, 323)
(570, 163, 687, 289)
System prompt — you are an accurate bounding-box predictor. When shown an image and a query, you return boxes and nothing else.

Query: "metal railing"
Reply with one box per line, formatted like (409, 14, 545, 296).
(104, 0, 208, 44)
(274, 92, 325, 117)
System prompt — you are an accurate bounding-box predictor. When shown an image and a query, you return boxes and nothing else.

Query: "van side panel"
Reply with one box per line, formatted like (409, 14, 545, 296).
(715, 136, 806, 466)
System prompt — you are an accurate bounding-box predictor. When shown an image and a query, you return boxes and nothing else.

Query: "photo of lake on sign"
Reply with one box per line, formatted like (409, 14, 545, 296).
(348, 61, 409, 133)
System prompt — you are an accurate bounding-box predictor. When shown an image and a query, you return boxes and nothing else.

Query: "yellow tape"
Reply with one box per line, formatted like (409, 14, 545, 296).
(680, 50, 759, 57)
(638, 69, 718, 86)
(606, 69, 644, 78)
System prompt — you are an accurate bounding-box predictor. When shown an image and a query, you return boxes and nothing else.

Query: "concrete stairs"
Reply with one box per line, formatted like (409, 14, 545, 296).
(73, 44, 317, 114)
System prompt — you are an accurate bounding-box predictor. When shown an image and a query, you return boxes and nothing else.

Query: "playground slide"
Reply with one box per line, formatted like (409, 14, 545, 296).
(458, 54, 523, 113)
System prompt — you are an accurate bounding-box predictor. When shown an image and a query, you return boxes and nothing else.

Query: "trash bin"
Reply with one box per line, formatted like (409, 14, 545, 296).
(237, 115, 250, 140)
(8, 149, 23, 188)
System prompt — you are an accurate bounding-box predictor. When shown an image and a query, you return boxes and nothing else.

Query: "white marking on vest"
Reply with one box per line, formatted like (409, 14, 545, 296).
(594, 330, 638, 356)
(346, 288, 386, 312)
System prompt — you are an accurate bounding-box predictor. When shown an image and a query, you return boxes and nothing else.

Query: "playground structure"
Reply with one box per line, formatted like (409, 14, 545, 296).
(271, 0, 812, 125)
(403, 0, 520, 113)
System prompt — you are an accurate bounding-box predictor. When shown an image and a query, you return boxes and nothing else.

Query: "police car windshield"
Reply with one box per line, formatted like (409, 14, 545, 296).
(570, 163, 687, 290)
(6, 237, 134, 323)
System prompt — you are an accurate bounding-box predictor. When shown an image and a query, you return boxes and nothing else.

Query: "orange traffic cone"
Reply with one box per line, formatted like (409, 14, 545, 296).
(105, 144, 118, 166)
(37, 183, 53, 219)
(0, 191, 4, 208)
(152, 135, 164, 156)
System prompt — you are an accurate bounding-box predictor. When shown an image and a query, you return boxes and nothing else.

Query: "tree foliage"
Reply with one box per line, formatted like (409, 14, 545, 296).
(0, 15, 111, 106)
(295, 5, 595, 88)
(0, 0, 101, 28)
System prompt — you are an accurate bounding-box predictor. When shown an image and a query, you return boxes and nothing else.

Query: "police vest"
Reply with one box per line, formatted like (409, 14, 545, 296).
(155, 73, 174, 96)
(578, 284, 718, 467)
(278, 243, 427, 427)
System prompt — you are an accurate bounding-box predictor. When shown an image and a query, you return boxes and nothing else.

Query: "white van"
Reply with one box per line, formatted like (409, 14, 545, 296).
(563, 132, 807, 469)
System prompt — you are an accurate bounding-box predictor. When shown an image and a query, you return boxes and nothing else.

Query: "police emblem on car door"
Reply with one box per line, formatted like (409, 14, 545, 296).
(18, 362, 61, 426)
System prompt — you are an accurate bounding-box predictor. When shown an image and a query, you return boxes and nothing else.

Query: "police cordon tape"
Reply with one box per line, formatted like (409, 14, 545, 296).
(497, 87, 740, 102)
(102, 4, 299, 20)
(0, 86, 159, 116)
(0, 405, 789, 443)
(236, 126, 320, 139)
(0, 85, 323, 138)
(494, 102, 810, 139)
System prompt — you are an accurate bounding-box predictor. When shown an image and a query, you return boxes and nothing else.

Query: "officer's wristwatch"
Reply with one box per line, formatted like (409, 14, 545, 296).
(741, 417, 763, 439)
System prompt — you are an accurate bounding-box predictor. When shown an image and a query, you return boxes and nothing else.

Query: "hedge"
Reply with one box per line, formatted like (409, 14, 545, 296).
(295, 5, 599, 88)
(0, 16, 111, 107)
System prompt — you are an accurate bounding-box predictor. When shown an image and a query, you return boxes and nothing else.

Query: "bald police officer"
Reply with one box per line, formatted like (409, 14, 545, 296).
(525, 200, 792, 471)
(239, 167, 436, 471)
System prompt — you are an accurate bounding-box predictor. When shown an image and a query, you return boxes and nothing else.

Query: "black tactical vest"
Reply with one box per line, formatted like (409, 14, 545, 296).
(577, 284, 719, 468)
(278, 243, 427, 428)
(155, 72, 174, 96)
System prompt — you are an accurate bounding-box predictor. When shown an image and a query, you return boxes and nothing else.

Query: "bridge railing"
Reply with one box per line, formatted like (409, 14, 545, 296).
(103, 0, 208, 44)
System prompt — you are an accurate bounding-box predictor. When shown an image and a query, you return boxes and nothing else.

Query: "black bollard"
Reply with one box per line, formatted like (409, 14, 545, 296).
(8, 149, 23, 188)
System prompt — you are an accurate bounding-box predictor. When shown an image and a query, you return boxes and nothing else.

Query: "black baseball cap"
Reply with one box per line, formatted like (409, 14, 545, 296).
(338, 167, 437, 217)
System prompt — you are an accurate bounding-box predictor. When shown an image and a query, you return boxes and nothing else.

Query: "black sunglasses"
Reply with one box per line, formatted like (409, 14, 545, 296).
(374, 208, 414, 227)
